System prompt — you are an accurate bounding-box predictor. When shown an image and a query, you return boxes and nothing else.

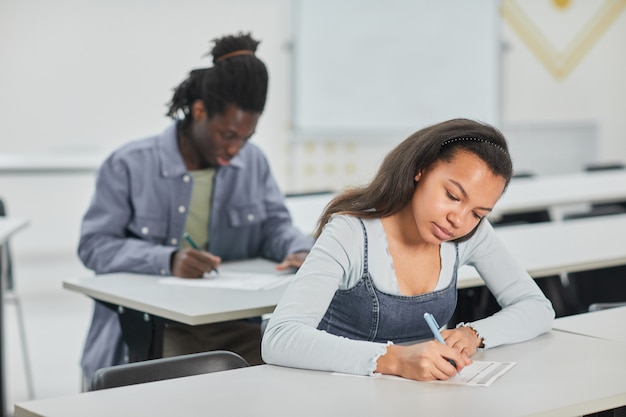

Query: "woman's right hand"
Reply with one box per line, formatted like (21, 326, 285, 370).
(170, 248, 221, 278)
(375, 340, 471, 381)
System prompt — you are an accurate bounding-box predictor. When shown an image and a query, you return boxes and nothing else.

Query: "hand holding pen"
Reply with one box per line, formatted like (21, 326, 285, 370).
(424, 312, 463, 369)
(171, 233, 221, 278)
(375, 328, 469, 381)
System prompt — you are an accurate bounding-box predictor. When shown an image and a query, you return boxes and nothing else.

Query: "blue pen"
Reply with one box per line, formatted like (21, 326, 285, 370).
(182, 232, 219, 274)
(423, 312, 456, 368)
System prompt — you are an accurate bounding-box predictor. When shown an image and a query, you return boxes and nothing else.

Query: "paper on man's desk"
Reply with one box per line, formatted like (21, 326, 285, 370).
(158, 258, 296, 290)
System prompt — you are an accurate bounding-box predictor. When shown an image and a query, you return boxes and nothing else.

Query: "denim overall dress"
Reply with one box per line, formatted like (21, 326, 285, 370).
(317, 218, 459, 343)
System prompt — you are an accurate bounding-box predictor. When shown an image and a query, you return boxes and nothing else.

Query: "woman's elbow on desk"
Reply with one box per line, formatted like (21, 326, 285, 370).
(260, 321, 289, 365)
(261, 320, 324, 368)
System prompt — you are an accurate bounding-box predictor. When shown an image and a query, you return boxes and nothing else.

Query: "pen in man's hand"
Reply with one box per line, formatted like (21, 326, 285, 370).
(182, 232, 219, 274)
(423, 312, 457, 367)
(183, 232, 200, 249)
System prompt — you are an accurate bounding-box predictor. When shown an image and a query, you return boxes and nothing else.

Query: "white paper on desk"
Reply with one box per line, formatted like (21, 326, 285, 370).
(332, 360, 516, 387)
(158, 271, 295, 290)
(433, 360, 516, 386)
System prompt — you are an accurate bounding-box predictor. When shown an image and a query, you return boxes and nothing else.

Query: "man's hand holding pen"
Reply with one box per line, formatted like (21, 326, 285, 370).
(171, 233, 221, 278)
(171, 247, 221, 278)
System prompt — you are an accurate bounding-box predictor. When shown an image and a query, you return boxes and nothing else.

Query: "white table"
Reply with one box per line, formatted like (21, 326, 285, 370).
(63, 259, 293, 360)
(14, 330, 626, 417)
(492, 170, 626, 220)
(63, 259, 292, 326)
(66, 213, 625, 301)
(457, 213, 626, 288)
(64, 215, 626, 359)
(64, 272, 290, 326)
(285, 192, 335, 236)
(0, 217, 29, 417)
(0, 152, 105, 175)
(282, 171, 626, 237)
(0, 218, 29, 245)
(553, 306, 626, 343)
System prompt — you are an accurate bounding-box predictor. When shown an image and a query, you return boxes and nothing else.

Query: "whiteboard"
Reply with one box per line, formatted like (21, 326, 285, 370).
(292, 0, 501, 135)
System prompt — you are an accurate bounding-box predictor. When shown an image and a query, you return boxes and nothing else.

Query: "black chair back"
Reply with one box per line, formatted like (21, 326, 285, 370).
(90, 350, 249, 391)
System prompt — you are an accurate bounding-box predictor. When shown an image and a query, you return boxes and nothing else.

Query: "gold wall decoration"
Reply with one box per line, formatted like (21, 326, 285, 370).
(502, 0, 626, 79)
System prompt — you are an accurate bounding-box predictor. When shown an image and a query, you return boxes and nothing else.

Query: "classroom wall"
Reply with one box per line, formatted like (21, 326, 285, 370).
(0, 0, 295, 256)
(500, 0, 626, 171)
(1, 0, 625, 257)
(288, 0, 626, 189)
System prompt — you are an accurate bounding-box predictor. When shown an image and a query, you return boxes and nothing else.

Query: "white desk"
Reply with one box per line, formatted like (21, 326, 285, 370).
(553, 306, 626, 343)
(63, 259, 291, 326)
(458, 213, 626, 288)
(285, 192, 335, 236)
(63, 215, 626, 358)
(14, 330, 626, 417)
(63, 259, 293, 360)
(0, 218, 29, 244)
(64, 272, 289, 326)
(492, 170, 626, 220)
(0, 217, 29, 417)
(0, 152, 105, 175)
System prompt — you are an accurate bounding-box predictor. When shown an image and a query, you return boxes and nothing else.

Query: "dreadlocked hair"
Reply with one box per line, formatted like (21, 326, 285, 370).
(166, 32, 269, 128)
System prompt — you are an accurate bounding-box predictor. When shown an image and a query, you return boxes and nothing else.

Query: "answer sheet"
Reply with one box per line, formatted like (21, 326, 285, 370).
(333, 361, 516, 387)
(432, 360, 516, 386)
(158, 258, 296, 290)
(158, 271, 295, 290)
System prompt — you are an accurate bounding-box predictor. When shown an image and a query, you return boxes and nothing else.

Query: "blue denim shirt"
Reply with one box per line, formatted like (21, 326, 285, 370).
(78, 123, 313, 380)
(79, 123, 313, 274)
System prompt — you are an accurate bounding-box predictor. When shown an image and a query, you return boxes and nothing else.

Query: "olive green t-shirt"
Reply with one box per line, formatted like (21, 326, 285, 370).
(182, 168, 216, 249)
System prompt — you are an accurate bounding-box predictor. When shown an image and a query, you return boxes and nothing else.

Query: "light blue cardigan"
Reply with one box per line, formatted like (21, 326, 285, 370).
(262, 215, 555, 376)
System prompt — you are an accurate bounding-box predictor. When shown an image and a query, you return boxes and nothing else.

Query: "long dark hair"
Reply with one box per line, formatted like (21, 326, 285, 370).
(166, 32, 268, 130)
(315, 118, 513, 239)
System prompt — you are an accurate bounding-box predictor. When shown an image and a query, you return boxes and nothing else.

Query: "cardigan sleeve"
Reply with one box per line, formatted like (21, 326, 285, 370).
(458, 221, 555, 348)
(261, 215, 388, 375)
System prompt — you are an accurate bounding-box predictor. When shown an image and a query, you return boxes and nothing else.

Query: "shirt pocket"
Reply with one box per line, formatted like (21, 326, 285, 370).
(228, 201, 267, 228)
(127, 215, 168, 243)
